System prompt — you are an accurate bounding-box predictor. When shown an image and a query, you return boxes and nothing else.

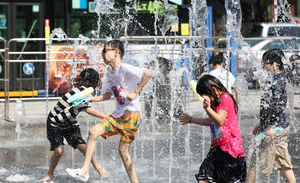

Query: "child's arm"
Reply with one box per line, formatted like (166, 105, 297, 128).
(85, 108, 109, 119)
(202, 95, 228, 127)
(234, 87, 239, 103)
(85, 92, 112, 104)
(179, 113, 210, 126)
(205, 108, 228, 127)
(252, 123, 260, 136)
(127, 69, 152, 101)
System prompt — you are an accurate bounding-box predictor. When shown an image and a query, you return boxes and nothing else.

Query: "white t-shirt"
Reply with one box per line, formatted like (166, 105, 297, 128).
(101, 63, 144, 118)
(209, 68, 236, 93)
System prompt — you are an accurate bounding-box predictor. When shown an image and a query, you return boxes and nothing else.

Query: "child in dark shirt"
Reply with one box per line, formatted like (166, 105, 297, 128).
(246, 48, 296, 183)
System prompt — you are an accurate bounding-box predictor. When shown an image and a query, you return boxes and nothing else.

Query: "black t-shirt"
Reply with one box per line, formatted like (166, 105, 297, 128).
(260, 73, 289, 132)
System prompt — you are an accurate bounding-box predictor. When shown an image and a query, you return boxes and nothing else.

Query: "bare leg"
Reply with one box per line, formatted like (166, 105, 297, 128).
(198, 180, 209, 183)
(42, 145, 64, 182)
(245, 169, 256, 183)
(281, 167, 296, 183)
(77, 144, 107, 178)
(119, 142, 138, 183)
(80, 125, 105, 175)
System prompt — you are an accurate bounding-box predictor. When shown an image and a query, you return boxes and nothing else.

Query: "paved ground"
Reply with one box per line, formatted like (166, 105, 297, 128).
(0, 90, 300, 183)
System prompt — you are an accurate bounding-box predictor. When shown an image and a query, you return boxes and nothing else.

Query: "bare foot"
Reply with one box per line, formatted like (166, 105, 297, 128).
(101, 168, 108, 178)
(42, 174, 52, 182)
(95, 166, 107, 178)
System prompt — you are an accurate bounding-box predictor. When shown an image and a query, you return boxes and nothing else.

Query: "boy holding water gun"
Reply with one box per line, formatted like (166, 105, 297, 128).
(42, 68, 108, 182)
(66, 40, 152, 183)
(246, 48, 296, 183)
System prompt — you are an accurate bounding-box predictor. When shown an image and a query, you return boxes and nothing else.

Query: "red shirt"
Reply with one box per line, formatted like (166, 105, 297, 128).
(211, 92, 246, 158)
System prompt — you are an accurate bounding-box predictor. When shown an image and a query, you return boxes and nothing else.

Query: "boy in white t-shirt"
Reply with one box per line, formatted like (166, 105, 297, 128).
(66, 40, 152, 183)
(209, 55, 239, 101)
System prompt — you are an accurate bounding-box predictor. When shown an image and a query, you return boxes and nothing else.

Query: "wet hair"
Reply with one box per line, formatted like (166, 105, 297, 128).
(104, 40, 125, 58)
(209, 54, 224, 66)
(262, 48, 285, 71)
(73, 68, 100, 89)
(196, 75, 238, 113)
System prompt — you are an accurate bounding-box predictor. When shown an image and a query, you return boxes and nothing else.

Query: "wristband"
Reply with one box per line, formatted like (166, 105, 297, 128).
(189, 116, 193, 123)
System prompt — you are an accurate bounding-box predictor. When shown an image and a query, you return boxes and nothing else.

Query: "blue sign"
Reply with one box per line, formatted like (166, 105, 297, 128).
(23, 63, 34, 75)
(0, 18, 6, 27)
(0, 64, 2, 74)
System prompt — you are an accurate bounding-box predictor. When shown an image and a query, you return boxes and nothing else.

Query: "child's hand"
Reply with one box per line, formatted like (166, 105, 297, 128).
(85, 96, 94, 104)
(73, 104, 88, 113)
(252, 123, 260, 136)
(179, 113, 192, 125)
(202, 95, 211, 110)
(265, 125, 274, 137)
(127, 92, 137, 101)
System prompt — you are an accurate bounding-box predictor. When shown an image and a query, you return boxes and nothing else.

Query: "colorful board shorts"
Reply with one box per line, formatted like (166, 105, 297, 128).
(97, 110, 140, 144)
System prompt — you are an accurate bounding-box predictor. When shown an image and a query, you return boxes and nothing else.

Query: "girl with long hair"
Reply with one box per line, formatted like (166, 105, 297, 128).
(179, 74, 246, 183)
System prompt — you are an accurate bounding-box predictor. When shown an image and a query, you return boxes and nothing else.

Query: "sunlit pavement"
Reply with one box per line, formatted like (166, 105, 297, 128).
(0, 90, 299, 182)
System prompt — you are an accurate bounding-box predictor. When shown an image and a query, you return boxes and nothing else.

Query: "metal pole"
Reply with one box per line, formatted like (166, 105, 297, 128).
(3, 38, 8, 121)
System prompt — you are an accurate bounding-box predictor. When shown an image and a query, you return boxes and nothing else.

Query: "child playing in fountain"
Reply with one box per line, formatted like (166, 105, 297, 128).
(42, 68, 108, 182)
(179, 74, 246, 183)
(66, 40, 152, 183)
(245, 48, 296, 183)
(208, 54, 239, 101)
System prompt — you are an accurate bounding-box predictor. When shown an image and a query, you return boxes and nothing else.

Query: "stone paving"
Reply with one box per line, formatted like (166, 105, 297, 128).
(0, 91, 299, 182)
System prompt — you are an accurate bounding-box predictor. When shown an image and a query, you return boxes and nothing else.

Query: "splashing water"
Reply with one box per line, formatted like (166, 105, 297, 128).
(225, 0, 242, 69)
(0, 167, 8, 174)
(1, 0, 300, 182)
(94, 0, 115, 15)
(94, 0, 116, 37)
(0, 104, 4, 124)
(274, 0, 296, 23)
(5, 174, 35, 182)
(159, 4, 179, 36)
(193, 0, 208, 37)
(15, 99, 29, 140)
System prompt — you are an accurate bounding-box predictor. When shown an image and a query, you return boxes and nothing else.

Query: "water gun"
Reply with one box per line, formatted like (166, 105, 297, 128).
(189, 80, 204, 102)
(64, 87, 94, 112)
(255, 127, 284, 141)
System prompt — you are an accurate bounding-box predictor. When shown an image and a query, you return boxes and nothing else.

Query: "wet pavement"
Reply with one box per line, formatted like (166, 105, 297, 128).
(0, 90, 300, 183)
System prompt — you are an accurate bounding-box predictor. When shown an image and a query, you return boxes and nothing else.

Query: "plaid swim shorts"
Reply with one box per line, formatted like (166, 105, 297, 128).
(97, 110, 140, 144)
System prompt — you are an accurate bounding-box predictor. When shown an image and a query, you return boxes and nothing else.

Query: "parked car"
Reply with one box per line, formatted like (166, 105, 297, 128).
(238, 37, 300, 70)
(216, 36, 300, 89)
(287, 54, 300, 86)
(238, 37, 300, 88)
(244, 23, 300, 37)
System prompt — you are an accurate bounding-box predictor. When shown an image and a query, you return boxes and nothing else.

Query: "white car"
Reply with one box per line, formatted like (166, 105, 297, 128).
(238, 37, 300, 71)
(245, 23, 300, 37)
